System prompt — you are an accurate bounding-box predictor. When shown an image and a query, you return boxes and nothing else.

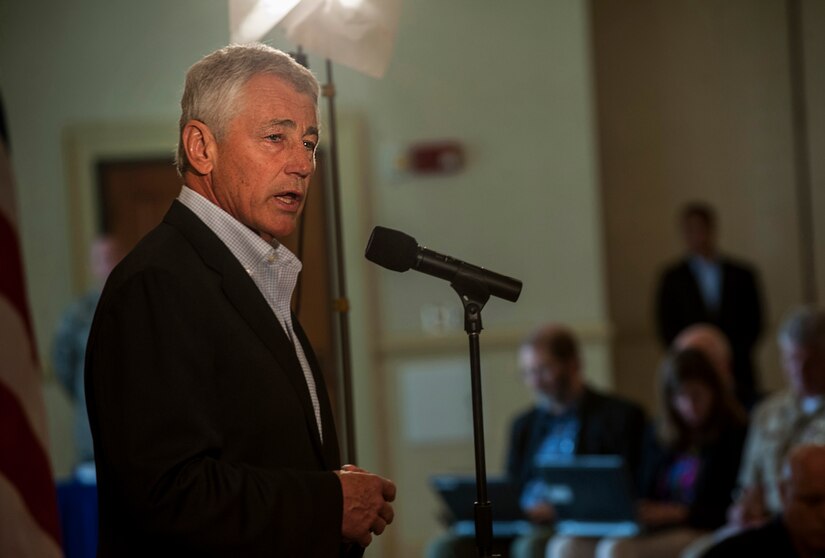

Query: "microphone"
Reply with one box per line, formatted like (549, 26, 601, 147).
(364, 226, 522, 302)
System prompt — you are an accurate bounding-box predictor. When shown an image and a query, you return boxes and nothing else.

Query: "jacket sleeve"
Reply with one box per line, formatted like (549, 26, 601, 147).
(506, 412, 531, 488)
(655, 267, 682, 347)
(735, 265, 763, 349)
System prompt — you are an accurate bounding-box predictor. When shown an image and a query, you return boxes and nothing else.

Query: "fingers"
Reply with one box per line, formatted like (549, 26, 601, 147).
(381, 477, 397, 502)
(370, 516, 388, 536)
(379, 500, 394, 525)
(339, 469, 396, 547)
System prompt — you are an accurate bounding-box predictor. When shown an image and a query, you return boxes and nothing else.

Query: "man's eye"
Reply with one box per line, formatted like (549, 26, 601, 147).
(266, 134, 283, 142)
(303, 140, 317, 151)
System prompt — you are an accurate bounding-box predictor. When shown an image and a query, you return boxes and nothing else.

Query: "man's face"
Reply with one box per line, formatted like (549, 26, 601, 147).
(781, 340, 825, 397)
(682, 215, 715, 257)
(519, 346, 577, 407)
(783, 452, 825, 552)
(209, 73, 318, 242)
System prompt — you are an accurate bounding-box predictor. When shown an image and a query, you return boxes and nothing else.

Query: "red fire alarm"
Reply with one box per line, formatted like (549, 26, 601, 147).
(407, 140, 465, 175)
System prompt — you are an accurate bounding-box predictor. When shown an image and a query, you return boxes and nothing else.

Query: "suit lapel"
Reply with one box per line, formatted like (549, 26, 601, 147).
(294, 318, 341, 468)
(575, 388, 594, 452)
(680, 260, 711, 316)
(163, 201, 329, 465)
(718, 259, 732, 317)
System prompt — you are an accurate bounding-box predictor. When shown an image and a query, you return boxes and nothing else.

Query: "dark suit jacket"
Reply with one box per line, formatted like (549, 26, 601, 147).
(701, 517, 798, 558)
(506, 386, 647, 491)
(85, 201, 350, 557)
(640, 423, 748, 530)
(655, 256, 763, 404)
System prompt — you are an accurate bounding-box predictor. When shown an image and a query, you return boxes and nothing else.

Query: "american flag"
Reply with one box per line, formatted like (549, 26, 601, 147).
(0, 93, 63, 556)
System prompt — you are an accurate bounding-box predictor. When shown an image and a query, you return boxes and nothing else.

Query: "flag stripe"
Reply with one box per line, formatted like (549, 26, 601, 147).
(0, 298, 49, 450)
(0, 209, 38, 364)
(0, 474, 63, 558)
(0, 381, 63, 544)
(0, 122, 63, 555)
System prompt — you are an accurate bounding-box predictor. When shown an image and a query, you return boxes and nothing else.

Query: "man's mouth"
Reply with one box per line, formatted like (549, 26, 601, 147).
(274, 191, 303, 206)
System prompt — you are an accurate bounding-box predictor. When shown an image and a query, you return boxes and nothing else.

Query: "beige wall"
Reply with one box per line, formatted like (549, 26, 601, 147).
(592, 0, 825, 411)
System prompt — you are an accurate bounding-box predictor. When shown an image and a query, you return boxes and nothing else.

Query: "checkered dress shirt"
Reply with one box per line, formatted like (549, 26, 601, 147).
(178, 186, 323, 441)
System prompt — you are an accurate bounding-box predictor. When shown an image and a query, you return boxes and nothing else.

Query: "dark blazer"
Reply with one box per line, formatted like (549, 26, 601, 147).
(655, 257, 763, 404)
(640, 423, 748, 530)
(701, 517, 798, 558)
(506, 386, 647, 491)
(85, 201, 351, 557)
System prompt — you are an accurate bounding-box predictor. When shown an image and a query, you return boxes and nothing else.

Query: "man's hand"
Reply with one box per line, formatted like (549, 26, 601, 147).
(337, 464, 396, 547)
(637, 500, 689, 527)
(523, 502, 556, 525)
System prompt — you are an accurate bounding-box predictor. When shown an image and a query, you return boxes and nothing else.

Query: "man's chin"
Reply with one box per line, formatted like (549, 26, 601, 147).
(260, 221, 299, 243)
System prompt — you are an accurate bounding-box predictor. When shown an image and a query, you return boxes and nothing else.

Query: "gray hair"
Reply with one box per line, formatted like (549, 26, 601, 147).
(778, 306, 825, 352)
(175, 43, 320, 176)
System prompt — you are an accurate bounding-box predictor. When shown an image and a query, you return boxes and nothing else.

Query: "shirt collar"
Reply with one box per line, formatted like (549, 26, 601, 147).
(177, 186, 301, 274)
(689, 254, 720, 269)
(801, 396, 825, 416)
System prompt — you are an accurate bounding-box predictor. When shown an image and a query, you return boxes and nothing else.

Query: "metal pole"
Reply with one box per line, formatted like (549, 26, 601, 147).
(322, 59, 358, 464)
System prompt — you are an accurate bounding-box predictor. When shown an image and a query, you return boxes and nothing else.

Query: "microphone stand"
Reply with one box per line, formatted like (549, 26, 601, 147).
(450, 268, 499, 558)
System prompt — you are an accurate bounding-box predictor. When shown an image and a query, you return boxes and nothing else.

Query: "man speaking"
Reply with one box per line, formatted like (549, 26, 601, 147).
(85, 43, 395, 557)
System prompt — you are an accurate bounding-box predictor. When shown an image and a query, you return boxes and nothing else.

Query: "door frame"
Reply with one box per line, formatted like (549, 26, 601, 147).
(63, 120, 178, 294)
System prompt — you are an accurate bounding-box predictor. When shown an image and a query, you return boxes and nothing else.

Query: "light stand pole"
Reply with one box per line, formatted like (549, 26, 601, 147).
(290, 47, 358, 465)
(322, 58, 358, 465)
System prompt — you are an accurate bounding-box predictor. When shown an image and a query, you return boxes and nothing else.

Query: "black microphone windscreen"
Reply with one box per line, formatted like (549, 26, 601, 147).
(365, 226, 419, 272)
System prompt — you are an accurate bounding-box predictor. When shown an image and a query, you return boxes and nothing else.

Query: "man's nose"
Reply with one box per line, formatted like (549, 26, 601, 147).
(286, 145, 314, 178)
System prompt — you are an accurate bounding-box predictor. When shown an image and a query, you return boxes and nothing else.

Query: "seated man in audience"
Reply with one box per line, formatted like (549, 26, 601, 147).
(425, 324, 647, 558)
(726, 307, 825, 524)
(702, 444, 825, 558)
(508, 324, 648, 558)
(682, 306, 825, 558)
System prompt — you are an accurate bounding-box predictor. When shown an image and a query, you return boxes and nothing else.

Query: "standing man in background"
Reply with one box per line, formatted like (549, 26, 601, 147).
(656, 202, 764, 408)
(53, 234, 122, 468)
(85, 43, 394, 557)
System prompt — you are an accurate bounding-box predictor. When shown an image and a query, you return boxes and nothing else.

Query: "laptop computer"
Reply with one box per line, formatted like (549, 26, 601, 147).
(535, 454, 641, 538)
(430, 474, 532, 537)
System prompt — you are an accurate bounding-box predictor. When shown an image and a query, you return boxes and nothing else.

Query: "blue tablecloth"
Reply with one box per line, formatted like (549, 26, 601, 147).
(56, 477, 98, 558)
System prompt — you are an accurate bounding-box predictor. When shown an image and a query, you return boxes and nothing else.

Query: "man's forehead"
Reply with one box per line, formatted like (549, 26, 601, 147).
(520, 346, 563, 365)
(241, 74, 317, 112)
(260, 118, 319, 135)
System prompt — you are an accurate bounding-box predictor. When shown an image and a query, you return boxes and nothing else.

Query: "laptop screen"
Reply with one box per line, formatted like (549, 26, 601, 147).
(429, 474, 525, 523)
(534, 454, 638, 523)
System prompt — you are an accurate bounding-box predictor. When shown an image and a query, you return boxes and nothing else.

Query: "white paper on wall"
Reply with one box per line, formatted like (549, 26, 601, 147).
(398, 358, 474, 444)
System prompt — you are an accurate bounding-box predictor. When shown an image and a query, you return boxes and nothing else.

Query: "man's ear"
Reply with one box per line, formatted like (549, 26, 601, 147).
(181, 120, 217, 175)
